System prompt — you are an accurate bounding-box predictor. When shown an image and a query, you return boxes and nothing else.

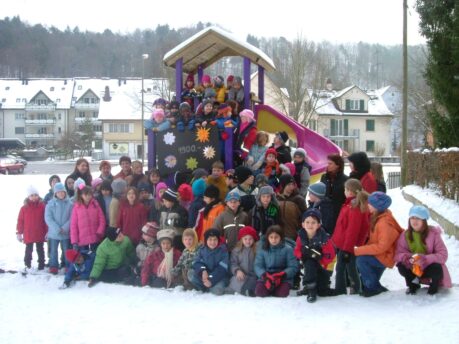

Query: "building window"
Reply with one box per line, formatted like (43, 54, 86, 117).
(50, 87, 54, 91)
(345, 99, 363, 111)
(58, 113, 62, 120)
(16, 98, 21, 103)
(58, 127, 62, 134)
(366, 119, 375, 131)
(38, 127, 47, 134)
(36, 99, 48, 105)
(109, 123, 130, 133)
(330, 119, 349, 137)
(15, 127, 25, 134)
(366, 140, 375, 152)
(15, 113, 25, 120)
(93, 125, 102, 132)
(78, 112, 85, 118)
(5, 86, 10, 90)
(56, 98, 61, 103)
(92, 111, 98, 118)
(22, 98, 26, 102)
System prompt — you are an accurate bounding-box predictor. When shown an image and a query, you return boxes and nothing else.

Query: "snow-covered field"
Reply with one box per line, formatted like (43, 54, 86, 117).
(0, 174, 458, 344)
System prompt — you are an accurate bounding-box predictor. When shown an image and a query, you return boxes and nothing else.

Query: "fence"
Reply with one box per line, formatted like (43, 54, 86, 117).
(386, 171, 401, 190)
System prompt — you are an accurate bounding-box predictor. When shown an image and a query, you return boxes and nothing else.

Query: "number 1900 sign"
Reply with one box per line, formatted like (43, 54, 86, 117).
(155, 127, 220, 174)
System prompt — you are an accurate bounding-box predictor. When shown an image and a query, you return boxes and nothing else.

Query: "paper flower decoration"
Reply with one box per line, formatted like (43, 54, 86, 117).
(203, 146, 216, 159)
(164, 155, 177, 168)
(196, 127, 210, 143)
(186, 157, 198, 170)
(163, 132, 176, 145)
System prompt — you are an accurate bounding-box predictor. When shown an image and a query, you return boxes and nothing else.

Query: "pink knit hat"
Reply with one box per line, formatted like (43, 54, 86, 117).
(202, 75, 211, 84)
(152, 109, 165, 122)
(239, 109, 255, 122)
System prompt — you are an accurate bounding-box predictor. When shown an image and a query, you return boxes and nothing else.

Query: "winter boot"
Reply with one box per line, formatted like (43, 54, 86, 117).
(306, 283, 317, 303)
(292, 271, 301, 290)
(49, 267, 59, 275)
(427, 279, 440, 295)
(405, 282, 421, 295)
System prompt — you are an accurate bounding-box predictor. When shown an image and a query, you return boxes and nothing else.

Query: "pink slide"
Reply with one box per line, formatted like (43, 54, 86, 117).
(255, 104, 341, 178)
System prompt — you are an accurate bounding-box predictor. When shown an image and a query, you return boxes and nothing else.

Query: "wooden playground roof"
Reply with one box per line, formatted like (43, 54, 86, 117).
(163, 26, 276, 73)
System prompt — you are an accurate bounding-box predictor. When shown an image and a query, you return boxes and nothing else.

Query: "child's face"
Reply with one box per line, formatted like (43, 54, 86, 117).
(163, 199, 174, 209)
(77, 162, 89, 174)
(233, 82, 241, 90)
(226, 199, 240, 212)
(293, 155, 304, 164)
(158, 188, 166, 198)
(410, 217, 424, 231)
(132, 163, 143, 175)
(56, 191, 66, 200)
(51, 178, 59, 188)
(266, 154, 276, 163)
(308, 193, 320, 203)
(115, 232, 124, 243)
(127, 190, 136, 203)
(101, 189, 111, 197)
(273, 136, 281, 145)
(186, 80, 194, 88)
(206, 236, 219, 249)
(212, 168, 224, 178)
(181, 108, 191, 118)
(142, 233, 155, 244)
(302, 216, 321, 236)
(66, 178, 75, 190)
(101, 165, 111, 175)
(82, 192, 92, 203)
(242, 235, 254, 248)
(240, 116, 249, 123)
(204, 103, 213, 114)
(155, 104, 165, 110)
(160, 239, 172, 252)
(203, 196, 213, 205)
(28, 194, 39, 202)
(268, 232, 281, 246)
(242, 175, 254, 186)
(344, 188, 353, 198)
(150, 173, 160, 184)
(203, 81, 212, 88)
(120, 161, 131, 173)
(260, 194, 271, 207)
(183, 235, 194, 249)
(368, 203, 377, 214)
(140, 190, 150, 200)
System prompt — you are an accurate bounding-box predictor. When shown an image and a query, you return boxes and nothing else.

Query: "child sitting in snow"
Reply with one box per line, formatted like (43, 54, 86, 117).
(294, 209, 336, 302)
(171, 228, 201, 290)
(144, 108, 171, 132)
(136, 222, 160, 271)
(60, 249, 95, 289)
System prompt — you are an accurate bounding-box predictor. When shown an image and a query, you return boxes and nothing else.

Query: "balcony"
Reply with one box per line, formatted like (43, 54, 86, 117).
(94, 131, 103, 138)
(25, 103, 56, 111)
(25, 133, 55, 138)
(25, 119, 56, 125)
(74, 102, 100, 110)
(323, 128, 360, 139)
(75, 117, 101, 124)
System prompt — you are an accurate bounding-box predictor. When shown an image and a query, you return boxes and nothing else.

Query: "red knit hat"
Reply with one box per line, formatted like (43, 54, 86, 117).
(265, 148, 278, 158)
(65, 249, 81, 263)
(186, 74, 194, 83)
(227, 75, 234, 83)
(237, 226, 259, 242)
(178, 183, 193, 202)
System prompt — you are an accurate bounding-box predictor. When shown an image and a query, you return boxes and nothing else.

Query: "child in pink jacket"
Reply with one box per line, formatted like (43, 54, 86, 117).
(70, 185, 106, 251)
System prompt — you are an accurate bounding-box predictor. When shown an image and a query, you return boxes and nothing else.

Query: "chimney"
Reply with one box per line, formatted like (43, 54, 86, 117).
(103, 86, 111, 101)
(325, 78, 333, 91)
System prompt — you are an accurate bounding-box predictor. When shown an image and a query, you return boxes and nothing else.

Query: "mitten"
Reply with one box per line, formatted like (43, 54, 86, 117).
(263, 273, 274, 292)
(16, 233, 23, 242)
(272, 271, 286, 288)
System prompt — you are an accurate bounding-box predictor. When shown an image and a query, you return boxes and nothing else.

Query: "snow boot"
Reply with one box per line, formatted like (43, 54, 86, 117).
(306, 283, 317, 303)
(405, 282, 421, 295)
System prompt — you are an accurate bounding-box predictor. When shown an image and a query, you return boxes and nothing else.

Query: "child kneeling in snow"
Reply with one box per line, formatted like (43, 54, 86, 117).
(60, 249, 95, 289)
(294, 209, 336, 302)
(191, 228, 229, 295)
(395, 205, 452, 295)
(254, 225, 298, 297)
(171, 228, 201, 290)
(141, 229, 181, 288)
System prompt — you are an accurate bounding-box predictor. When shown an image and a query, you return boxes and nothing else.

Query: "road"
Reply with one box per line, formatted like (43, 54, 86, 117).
(23, 160, 106, 175)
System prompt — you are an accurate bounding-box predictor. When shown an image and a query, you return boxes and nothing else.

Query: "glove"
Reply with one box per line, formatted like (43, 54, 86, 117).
(88, 279, 98, 288)
(271, 271, 286, 288)
(16, 234, 23, 242)
(341, 251, 352, 263)
(263, 273, 274, 292)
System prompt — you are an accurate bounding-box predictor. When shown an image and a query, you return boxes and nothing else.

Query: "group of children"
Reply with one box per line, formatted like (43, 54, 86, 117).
(15, 150, 452, 301)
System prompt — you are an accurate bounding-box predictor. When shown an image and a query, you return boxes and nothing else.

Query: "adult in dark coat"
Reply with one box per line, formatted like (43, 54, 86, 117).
(67, 158, 92, 186)
(320, 154, 349, 235)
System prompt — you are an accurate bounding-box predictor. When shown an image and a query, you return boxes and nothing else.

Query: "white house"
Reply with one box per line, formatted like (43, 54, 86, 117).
(309, 85, 393, 156)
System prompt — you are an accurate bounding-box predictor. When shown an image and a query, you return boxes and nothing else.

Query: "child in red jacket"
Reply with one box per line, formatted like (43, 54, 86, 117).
(294, 208, 336, 303)
(16, 186, 47, 270)
(117, 187, 148, 246)
(331, 178, 370, 295)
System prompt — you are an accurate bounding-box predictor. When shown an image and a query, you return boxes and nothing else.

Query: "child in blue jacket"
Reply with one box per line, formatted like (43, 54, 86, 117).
(191, 228, 229, 295)
(60, 249, 95, 289)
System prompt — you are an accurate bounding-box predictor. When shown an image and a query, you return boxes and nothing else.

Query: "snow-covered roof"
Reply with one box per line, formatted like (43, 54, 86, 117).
(332, 85, 356, 99)
(97, 79, 167, 120)
(0, 78, 74, 109)
(163, 26, 276, 73)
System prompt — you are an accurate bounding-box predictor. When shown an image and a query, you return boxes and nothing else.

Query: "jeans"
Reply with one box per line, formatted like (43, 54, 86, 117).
(356, 255, 386, 292)
(24, 243, 45, 269)
(335, 250, 361, 294)
(303, 259, 332, 293)
(48, 239, 70, 269)
(191, 274, 228, 295)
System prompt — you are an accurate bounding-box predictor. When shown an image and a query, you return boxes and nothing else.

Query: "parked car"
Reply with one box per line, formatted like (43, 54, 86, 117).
(7, 154, 27, 167)
(0, 158, 25, 174)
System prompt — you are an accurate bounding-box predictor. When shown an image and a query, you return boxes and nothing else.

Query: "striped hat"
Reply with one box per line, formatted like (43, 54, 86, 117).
(162, 188, 178, 203)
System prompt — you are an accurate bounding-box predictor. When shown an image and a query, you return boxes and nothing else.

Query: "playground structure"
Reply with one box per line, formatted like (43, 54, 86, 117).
(148, 26, 340, 180)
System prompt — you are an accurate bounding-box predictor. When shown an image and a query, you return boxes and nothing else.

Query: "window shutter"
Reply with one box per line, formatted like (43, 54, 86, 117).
(103, 123, 109, 133)
(345, 99, 350, 111)
(360, 99, 365, 111)
(344, 119, 349, 136)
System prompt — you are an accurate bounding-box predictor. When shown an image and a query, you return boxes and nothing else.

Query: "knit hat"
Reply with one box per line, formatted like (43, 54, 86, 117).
(239, 109, 255, 122)
(91, 177, 103, 189)
(155, 182, 168, 200)
(279, 174, 295, 188)
(308, 182, 326, 199)
(234, 76, 242, 85)
(227, 75, 234, 83)
(157, 229, 175, 242)
(137, 182, 151, 193)
(106, 227, 121, 241)
(203, 88, 216, 99)
(265, 148, 278, 158)
(214, 75, 224, 87)
(234, 166, 253, 184)
(409, 205, 430, 220)
(186, 74, 195, 83)
(192, 168, 209, 180)
(179, 102, 191, 112)
(204, 185, 220, 200)
(192, 179, 206, 197)
(259, 185, 274, 196)
(217, 103, 231, 115)
(26, 185, 39, 197)
(368, 191, 392, 212)
(162, 188, 178, 203)
(254, 173, 268, 187)
(225, 191, 241, 202)
(202, 74, 211, 84)
(302, 208, 322, 223)
(153, 98, 167, 107)
(237, 226, 259, 242)
(111, 178, 127, 195)
(276, 131, 289, 144)
(74, 178, 86, 191)
(284, 162, 296, 176)
(152, 108, 165, 122)
(204, 228, 221, 243)
(142, 222, 159, 238)
(65, 249, 81, 263)
(178, 183, 193, 202)
(293, 148, 308, 159)
(53, 182, 66, 194)
(48, 174, 61, 186)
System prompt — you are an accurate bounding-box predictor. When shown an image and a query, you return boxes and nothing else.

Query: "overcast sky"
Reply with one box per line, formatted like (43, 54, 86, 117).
(3, 0, 424, 45)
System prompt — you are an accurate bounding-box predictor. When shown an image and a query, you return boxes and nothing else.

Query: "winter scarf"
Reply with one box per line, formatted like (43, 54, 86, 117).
(157, 249, 174, 287)
(264, 160, 280, 178)
(406, 231, 427, 254)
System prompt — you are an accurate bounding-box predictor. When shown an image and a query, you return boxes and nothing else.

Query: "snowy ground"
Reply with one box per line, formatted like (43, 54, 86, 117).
(0, 174, 458, 344)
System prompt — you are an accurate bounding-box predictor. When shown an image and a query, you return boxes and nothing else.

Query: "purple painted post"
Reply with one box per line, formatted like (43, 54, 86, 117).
(243, 57, 251, 110)
(258, 66, 264, 104)
(147, 130, 156, 169)
(224, 127, 233, 170)
(197, 65, 204, 86)
(175, 58, 183, 101)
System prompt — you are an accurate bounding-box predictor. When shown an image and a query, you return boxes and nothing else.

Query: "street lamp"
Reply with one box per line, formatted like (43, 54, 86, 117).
(141, 53, 149, 166)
